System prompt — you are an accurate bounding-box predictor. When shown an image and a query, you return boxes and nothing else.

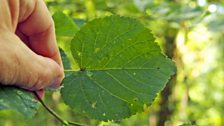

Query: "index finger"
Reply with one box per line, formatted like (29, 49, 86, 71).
(18, 0, 62, 67)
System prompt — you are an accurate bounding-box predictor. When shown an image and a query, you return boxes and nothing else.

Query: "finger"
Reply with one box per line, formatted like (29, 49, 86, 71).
(18, 0, 64, 87)
(32, 55, 63, 89)
(0, 33, 63, 90)
(15, 29, 30, 47)
(22, 50, 63, 90)
(18, 0, 62, 68)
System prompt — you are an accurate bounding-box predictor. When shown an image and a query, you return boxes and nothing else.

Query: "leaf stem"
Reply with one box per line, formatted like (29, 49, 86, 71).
(33, 91, 86, 126)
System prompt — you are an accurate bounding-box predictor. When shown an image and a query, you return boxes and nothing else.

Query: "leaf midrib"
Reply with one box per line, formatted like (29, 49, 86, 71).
(64, 68, 161, 73)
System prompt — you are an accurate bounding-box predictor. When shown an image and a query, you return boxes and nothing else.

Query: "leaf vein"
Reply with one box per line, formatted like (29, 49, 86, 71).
(87, 76, 131, 105)
(105, 71, 139, 95)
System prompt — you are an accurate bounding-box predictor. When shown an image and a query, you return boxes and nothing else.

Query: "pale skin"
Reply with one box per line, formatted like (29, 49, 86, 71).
(0, 0, 64, 96)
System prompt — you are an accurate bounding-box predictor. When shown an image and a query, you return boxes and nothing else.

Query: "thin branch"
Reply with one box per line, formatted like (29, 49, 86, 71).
(33, 91, 86, 126)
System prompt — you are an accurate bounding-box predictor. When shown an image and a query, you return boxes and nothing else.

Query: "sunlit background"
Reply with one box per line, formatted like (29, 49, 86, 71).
(0, 0, 223, 126)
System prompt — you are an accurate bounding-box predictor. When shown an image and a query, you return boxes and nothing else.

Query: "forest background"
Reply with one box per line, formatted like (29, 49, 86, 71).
(0, 0, 223, 126)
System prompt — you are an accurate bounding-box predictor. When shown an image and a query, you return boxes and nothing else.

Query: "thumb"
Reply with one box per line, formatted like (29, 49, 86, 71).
(0, 33, 63, 90)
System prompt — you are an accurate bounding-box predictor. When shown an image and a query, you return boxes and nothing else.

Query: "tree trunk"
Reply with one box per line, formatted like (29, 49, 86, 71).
(157, 29, 177, 126)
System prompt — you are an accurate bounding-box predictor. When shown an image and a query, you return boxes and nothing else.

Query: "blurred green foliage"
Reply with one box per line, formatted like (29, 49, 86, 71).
(0, 0, 223, 126)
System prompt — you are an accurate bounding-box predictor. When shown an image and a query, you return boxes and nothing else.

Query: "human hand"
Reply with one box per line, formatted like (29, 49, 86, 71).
(0, 0, 64, 96)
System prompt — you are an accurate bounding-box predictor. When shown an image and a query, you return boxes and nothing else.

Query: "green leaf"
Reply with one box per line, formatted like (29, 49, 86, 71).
(0, 86, 38, 117)
(53, 11, 79, 37)
(60, 48, 71, 70)
(61, 15, 176, 121)
(73, 19, 86, 28)
(179, 123, 197, 126)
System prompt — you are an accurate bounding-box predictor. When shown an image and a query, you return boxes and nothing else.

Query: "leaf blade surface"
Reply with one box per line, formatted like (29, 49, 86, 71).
(61, 16, 176, 120)
(0, 86, 38, 117)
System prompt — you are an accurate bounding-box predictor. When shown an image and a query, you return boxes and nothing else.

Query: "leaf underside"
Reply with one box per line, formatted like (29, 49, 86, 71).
(61, 15, 176, 121)
(0, 86, 38, 117)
